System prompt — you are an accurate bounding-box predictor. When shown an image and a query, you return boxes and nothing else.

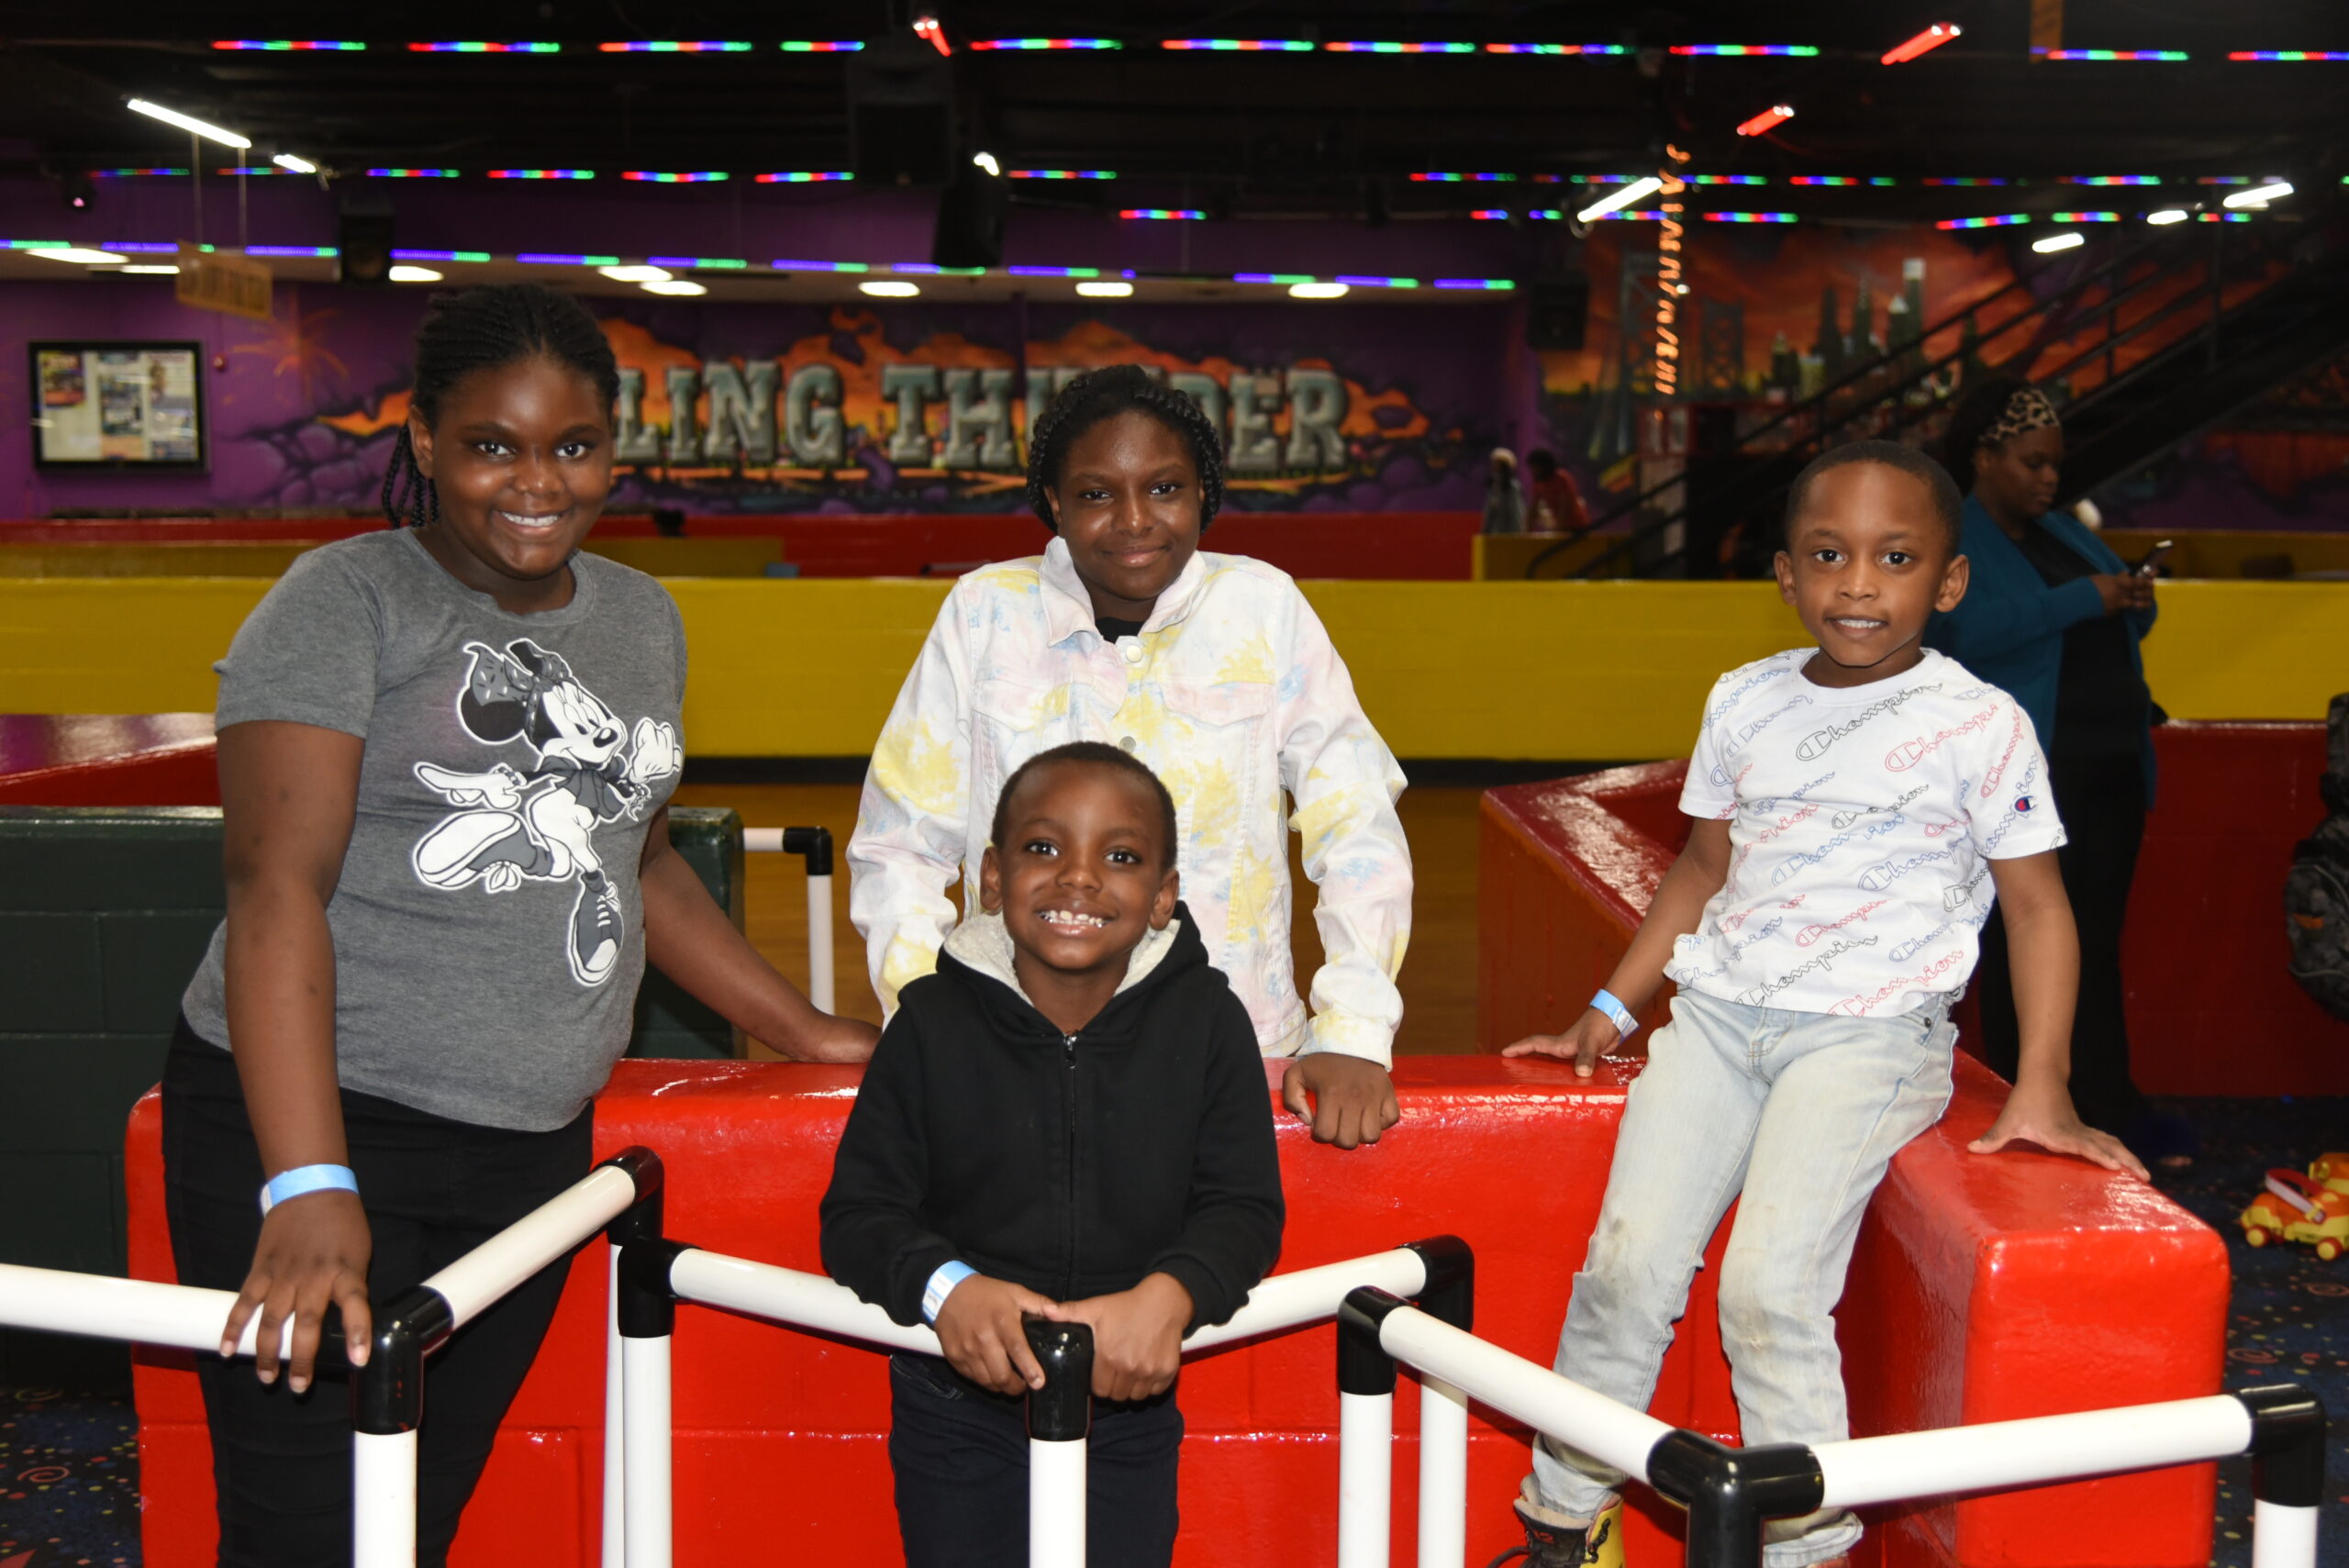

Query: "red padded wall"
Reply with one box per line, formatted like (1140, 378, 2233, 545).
(127, 1057, 2222, 1568)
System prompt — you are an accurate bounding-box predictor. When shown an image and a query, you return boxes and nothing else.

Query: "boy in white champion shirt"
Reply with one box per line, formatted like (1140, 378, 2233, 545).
(1505, 440, 2146, 1568)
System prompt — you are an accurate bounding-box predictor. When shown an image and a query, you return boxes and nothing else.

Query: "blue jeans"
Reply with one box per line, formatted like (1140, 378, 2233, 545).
(1527, 987, 1955, 1567)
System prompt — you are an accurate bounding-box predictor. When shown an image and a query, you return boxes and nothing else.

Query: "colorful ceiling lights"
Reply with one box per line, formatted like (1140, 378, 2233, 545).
(2050, 211, 2121, 222)
(1703, 211, 1798, 223)
(2032, 48, 2188, 61)
(1788, 176, 1898, 186)
(1120, 208, 1205, 219)
(647, 256, 748, 268)
(1735, 105, 1796, 137)
(393, 249, 493, 262)
(1882, 24, 1961, 64)
(1410, 172, 1518, 183)
(91, 168, 189, 178)
(1484, 44, 1629, 55)
(214, 39, 363, 50)
(1935, 214, 2031, 229)
(1922, 177, 2010, 186)
(774, 261, 873, 272)
(367, 168, 457, 178)
(1008, 170, 1115, 180)
(1687, 174, 1770, 185)
(2065, 175, 2159, 185)
(1325, 41, 1476, 54)
(624, 171, 729, 183)
(1470, 209, 1510, 220)
(1433, 278, 1516, 290)
(517, 252, 620, 265)
(490, 169, 595, 180)
(779, 41, 863, 51)
(971, 38, 1120, 50)
(1006, 266, 1109, 278)
(755, 171, 853, 183)
(599, 41, 752, 52)
(408, 41, 561, 52)
(1160, 39, 1313, 51)
(1674, 44, 1820, 56)
(247, 245, 339, 258)
(2229, 50, 2349, 61)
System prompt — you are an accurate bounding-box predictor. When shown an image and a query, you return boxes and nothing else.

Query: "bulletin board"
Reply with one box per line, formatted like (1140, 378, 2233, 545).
(30, 340, 207, 471)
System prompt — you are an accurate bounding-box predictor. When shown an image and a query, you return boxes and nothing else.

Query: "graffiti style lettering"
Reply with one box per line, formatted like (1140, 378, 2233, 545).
(1227, 373, 1284, 473)
(941, 368, 1017, 469)
(1284, 368, 1347, 470)
(785, 364, 845, 466)
(613, 368, 662, 463)
(662, 366, 702, 463)
(883, 364, 941, 465)
(702, 361, 781, 465)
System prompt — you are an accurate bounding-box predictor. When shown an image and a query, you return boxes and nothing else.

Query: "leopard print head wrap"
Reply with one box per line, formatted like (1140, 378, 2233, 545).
(1979, 384, 2060, 448)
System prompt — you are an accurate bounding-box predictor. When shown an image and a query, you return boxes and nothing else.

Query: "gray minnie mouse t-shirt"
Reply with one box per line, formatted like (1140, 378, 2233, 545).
(180, 528, 687, 1131)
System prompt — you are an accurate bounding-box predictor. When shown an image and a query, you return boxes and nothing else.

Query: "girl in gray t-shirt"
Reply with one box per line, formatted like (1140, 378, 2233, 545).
(161, 284, 876, 1563)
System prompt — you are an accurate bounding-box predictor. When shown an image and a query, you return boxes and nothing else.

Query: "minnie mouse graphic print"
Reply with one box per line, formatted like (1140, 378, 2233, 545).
(1666, 648, 2068, 1018)
(179, 529, 687, 1131)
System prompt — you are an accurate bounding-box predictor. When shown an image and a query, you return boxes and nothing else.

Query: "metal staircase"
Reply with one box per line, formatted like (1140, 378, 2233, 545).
(1533, 194, 2349, 580)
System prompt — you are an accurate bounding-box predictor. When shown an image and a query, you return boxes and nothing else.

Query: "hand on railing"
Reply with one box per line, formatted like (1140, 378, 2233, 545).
(1042, 1273, 1192, 1401)
(936, 1274, 1059, 1394)
(223, 1190, 373, 1393)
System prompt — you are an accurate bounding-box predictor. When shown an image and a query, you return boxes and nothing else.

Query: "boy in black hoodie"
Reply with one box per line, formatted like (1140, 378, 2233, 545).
(822, 741, 1285, 1568)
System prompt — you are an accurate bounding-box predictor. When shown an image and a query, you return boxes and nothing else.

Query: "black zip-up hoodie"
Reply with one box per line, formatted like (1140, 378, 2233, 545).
(820, 905, 1284, 1333)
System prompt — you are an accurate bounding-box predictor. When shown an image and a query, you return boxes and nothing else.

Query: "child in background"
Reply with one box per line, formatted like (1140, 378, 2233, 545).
(1503, 440, 2143, 1568)
(824, 742, 1284, 1568)
(850, 363, 1412, 1150)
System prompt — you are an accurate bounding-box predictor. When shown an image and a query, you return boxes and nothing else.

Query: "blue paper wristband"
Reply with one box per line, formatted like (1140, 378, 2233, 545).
(1591, 989, 1640, 1041)
(921, 1261, 977, 1325)
(258, 1163, 359, 1216)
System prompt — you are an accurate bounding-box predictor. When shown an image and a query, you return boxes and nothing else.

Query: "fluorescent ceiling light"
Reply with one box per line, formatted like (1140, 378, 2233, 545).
(642, 279, 708, 295)
(1576, 175, 1664, 221)
(28, 247, 128, 263)
(128, 98, 252, 149)
(860, 279, 921, 296)
(599, 264, 673, 283)
(1288, 281, 1350, 299)
(272, 153, 317, 174)
(1074, 280, 1133, 297)
(2032, 232, 2086, 253)
(972, 150, 1000, 176)
(2146, 208, 2189, 225)
(2223, 181, 2293, 208)
(386, 264, 442, 282)
(117, 263, 181, 274)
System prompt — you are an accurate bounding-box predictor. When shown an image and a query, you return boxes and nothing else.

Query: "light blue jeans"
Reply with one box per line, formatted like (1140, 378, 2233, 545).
(1527, 987, 1956, 1567)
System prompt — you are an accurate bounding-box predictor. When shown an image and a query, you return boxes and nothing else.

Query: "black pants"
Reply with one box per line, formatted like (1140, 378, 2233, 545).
(888, 1352, 1183, 1568)
(160, 1018, 594, 1568)
(1973, 754, 2148, 1131)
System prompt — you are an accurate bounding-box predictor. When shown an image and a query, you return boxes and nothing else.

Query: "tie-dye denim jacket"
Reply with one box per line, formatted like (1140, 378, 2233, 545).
(847, 537, 1411, 1063)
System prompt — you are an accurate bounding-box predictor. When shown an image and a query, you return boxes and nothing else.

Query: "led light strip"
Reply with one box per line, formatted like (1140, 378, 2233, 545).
(1703, 211, 1797, 223)
(518, 252, 620, 265)
(367, 168, 458, 178)
(214, 39, 363, 50)
(2229, 50, 2349, 61)
(92, 168, 191, 178)
(2051, 211, 2121, 222)
(1120, 208, 1204, 219)
(1410, 172, 1519, 183)
(408, 41, 561, 52)
(779, 41, 863, 51)
(755, 171, 853, 183)
(774, 260, 873, 272)
(1673, 44, 1819, 56)
(1325, 41, 1476, 54)
(1936, 214, 2031, 228)
(216, 166, 296, 175)
(971, 38, 1120, 50)
(2032, 48, 2188, 61)
(490, 169, 595, 180)
(1687, 174, 1770, 185)
(1160, 39, 1313, 50)
(101, 241, 180, 253)
(624, 171, 729, 183)
(1009, 170, 1115, 180)
(393, 249, 494, 262)
(1921, 177, 2010, 186)
(2065, 175, 2159, 185)
(1008, 265, 1120, 278)
(599, 41, 751, 51)
(247, 245, 339, 257)
(646, 255, 748, 268)
(1485, 44, 1629, 55)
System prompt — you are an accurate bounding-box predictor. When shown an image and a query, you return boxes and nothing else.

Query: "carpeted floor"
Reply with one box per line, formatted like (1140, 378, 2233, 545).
(6, 1096, 2343, 1567)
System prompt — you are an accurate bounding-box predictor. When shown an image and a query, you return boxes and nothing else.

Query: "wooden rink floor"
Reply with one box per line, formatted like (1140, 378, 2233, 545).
(668, 782, 1484, 1056)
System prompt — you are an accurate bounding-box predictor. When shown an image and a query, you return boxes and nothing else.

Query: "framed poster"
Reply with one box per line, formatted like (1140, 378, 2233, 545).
(29, 340, 207, 471)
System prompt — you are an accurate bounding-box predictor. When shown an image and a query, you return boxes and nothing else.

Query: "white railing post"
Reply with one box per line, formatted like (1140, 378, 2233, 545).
(746, 827, 837, 1012)
(1417, 1377, 1470, 1568)
(350, 1286, 452, 1568)
(621, 1330, 674, 1568)
(1024, 1320, 1093, 1568)
(351, 1429, 420, 1568)
(607, 1155, 674, 1568)
(1336, 1294, 1397, 1568)
(603, 1245, 626, 1565)
(2243, 1386, 2326, 1568)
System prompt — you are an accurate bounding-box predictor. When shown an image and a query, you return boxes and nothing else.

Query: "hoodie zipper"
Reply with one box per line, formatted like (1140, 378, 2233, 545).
(1061, 1032, 1080, 1302)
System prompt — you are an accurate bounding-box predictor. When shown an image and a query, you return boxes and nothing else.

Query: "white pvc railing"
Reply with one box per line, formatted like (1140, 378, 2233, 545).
(1343, 1289, 2326, 1568)
(740, 825, 836, 1011)
(607, 1239, 1469, 1568)
(0, 1151, 661, 1568)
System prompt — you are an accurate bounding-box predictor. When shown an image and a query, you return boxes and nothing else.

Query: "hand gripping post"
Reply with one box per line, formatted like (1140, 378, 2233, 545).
(1024, 1319, 1094, 1568)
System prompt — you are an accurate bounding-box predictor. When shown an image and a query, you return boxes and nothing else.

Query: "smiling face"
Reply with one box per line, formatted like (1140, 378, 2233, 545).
(1971, 423, 2064, 532)
(1775, 462, 1971, 689)
(1043, 409, 1205, 623)
(980, 759, 1179, 992)
(408, 353, 615, 610)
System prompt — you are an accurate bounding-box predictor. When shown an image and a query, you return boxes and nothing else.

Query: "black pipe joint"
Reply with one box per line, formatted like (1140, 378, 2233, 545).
(2239, 1384, 2329, 1508)
(784, 826, 835, 877)
(1338, 1286, 1408, 1396)
(604, 1147, 666, 1250)
(1646, 1430, 1825, 1568)
(351, 1286, 456, 1436)
(618, 1239, 689, 1340)
(1024, 1319, 1093, 1442)
(1405, 1235, 1475, 1332)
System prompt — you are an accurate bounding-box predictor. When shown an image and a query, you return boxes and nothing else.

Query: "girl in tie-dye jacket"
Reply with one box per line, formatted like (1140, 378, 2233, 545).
(849, 366, 1413, 1145)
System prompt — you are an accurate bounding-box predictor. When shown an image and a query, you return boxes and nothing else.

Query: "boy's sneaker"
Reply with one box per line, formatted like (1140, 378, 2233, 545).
(1511, 1485, 1623, 1568)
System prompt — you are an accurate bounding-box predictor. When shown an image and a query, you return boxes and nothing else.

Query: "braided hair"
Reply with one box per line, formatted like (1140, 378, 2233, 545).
(1023, 364, 1227, 532)
(380, 283, 622, 528)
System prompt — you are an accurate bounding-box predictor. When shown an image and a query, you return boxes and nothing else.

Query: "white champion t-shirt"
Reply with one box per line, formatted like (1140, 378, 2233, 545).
(1664, 647, 2068, 1018)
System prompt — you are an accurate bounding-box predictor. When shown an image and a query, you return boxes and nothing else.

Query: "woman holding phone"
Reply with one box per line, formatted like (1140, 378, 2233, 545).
(1927, 374, 2189, 1169)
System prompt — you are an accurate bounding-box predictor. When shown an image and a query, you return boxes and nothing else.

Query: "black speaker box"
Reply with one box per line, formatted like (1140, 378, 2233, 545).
(848, 32, 956, 186)
(1527, 278, 1591, 350)
(933, 158, 1006, 268)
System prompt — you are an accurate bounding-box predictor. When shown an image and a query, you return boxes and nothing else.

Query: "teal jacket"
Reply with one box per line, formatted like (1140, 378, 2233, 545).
(1924, 496, 2159, 799)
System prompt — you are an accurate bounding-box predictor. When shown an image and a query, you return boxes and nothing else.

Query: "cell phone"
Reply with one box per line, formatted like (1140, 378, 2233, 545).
(2135, 539, 2175, 576)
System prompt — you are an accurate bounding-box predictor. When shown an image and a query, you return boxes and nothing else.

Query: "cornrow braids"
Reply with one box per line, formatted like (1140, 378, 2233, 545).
(1023, 364, 1227, 532)
(379, 282, 621, 528)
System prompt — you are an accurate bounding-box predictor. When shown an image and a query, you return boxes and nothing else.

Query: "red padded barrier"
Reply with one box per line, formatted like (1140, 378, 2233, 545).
(0, 715, 219, 806)
(126, 1056, 2222, 1568)
(0, 513, 1481, 580)
(1480, 722, 2349, 1096)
